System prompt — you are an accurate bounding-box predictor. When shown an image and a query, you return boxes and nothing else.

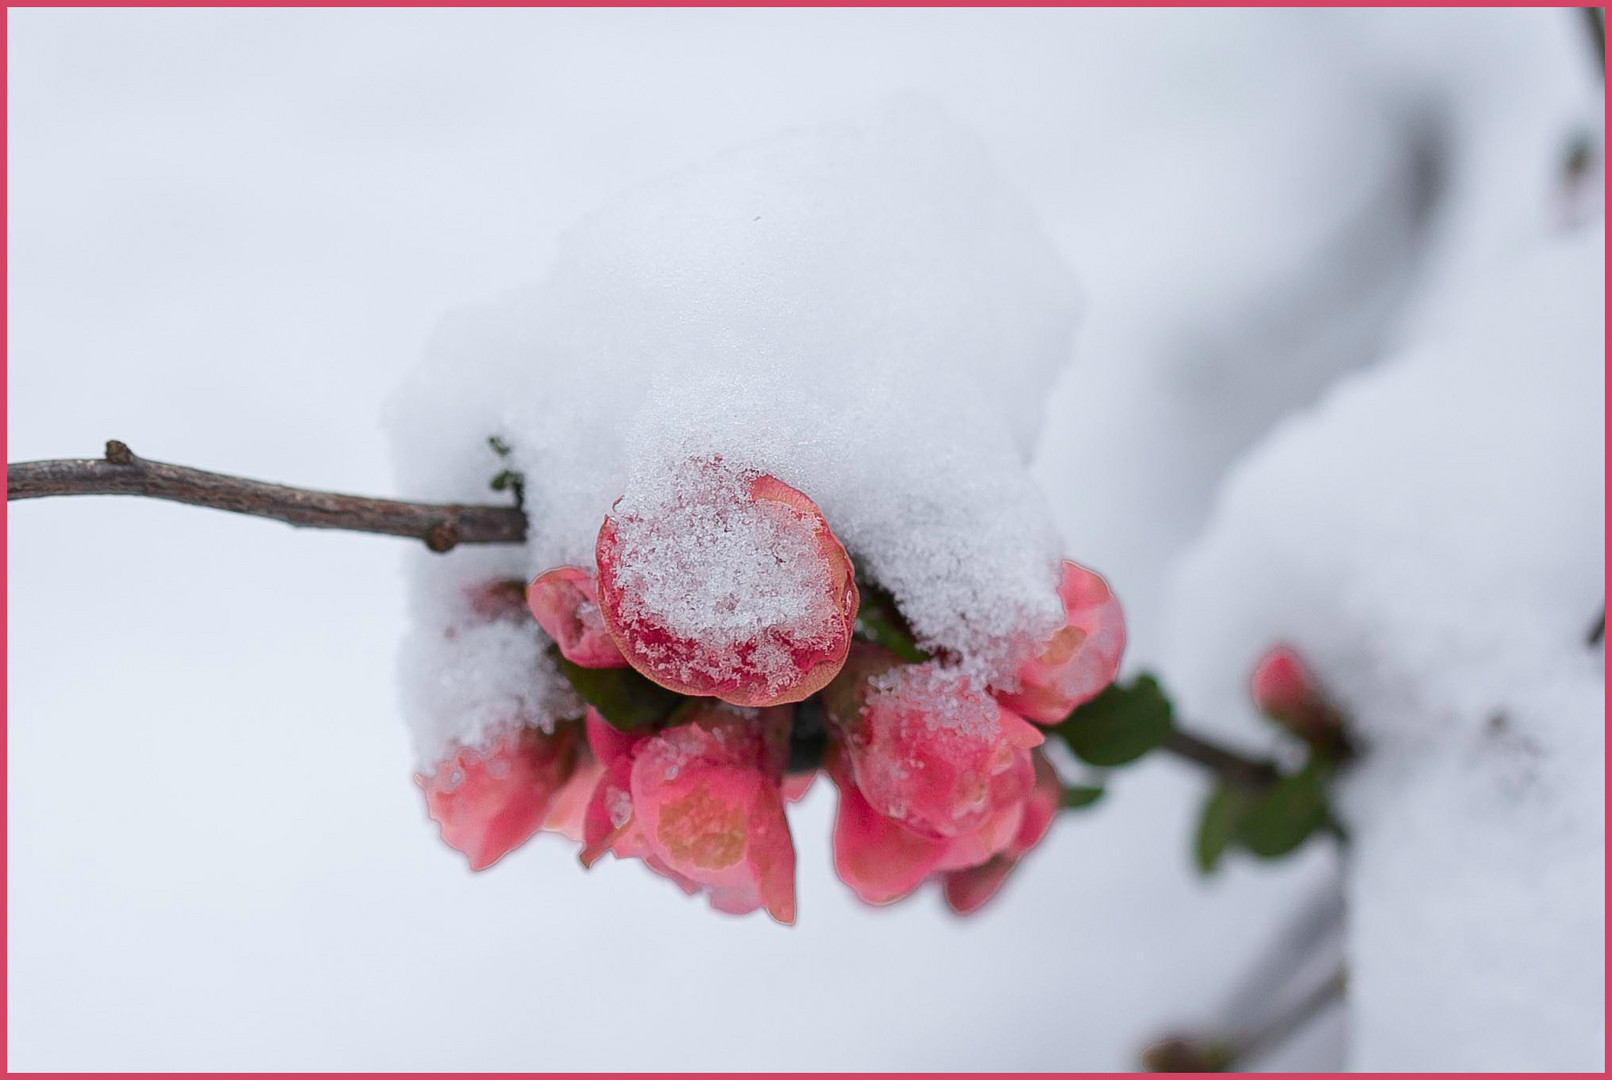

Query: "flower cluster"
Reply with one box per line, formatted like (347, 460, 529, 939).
(418, 468, 1125, 924)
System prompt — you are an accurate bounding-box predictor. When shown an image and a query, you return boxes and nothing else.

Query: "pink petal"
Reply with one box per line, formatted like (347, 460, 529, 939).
(995, 559, 1126, 725)
(628, 706, 798, 924)
(942, 856, 1017, 915)
(830, 764, 948, 905)
(839, 662, 1040, 840)
(580, 755, 638, 868)
(527, 566, 628, 669)
(542, 756, 604, 843)
(584, 706, 641, 767)
(418, 725, 580, 871)
(781, 771, 818, 803)
(940, 749, 1064, 915)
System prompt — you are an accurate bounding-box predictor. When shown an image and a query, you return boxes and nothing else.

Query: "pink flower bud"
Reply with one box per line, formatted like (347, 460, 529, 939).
(527, 566, 628, 669)
(995, 559, 1126, 725)
(417, 725, 581, 871)
(580, 702, 798, 924)
(832, 656, 1043, 840)
(1248, 645, 1353, 758)
(829, 746, 1061, 912)
(594, 466, 859, 708)
(1250, 645, 1315, 719)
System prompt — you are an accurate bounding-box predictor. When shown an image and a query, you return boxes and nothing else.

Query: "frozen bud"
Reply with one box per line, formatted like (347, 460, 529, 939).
(941, 749, 1062, 915)
(595, 460, 859, 707)
(831, 655, 1043, 840)
(995, 559, 1126, 725)
(580, 702, 798, 924)
(527, 566, 628, 669)
(418, 725, 581, 871)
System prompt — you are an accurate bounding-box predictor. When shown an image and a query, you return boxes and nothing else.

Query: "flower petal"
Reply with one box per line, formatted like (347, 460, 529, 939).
(594, 462, 858, 707)
(528, 566, 628, 668)
(996, 559, 1126, 725)
(419, 725, 580, 871)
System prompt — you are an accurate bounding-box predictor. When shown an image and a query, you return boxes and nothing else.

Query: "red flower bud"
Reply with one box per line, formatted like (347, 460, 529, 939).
(595, 464, 859, 707)
(1250, 645, 1315, 719)
(995, 559, 1126, 725)
(831, 655, 1043, 840)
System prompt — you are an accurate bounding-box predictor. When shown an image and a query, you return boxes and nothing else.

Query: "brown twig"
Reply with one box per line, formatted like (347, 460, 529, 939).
(1162, 726, 1282, 788)
(7, 441, 527, 552)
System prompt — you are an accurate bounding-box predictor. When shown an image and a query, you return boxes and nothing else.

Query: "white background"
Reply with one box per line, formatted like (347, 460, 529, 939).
(8, 8, 1598, 1070)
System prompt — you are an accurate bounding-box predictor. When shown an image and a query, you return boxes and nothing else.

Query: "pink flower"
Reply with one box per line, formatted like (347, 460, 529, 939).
(580, 701, 798, 924)
(526, 566, 629, 669)
(594, 468, 859, 708)
(820, 644, 1058, 913)
(829, 747, 1062, 913)
(417, 724, 582, 871)
(995, 559, 1126, 725)
(825, 647, 1043, 840)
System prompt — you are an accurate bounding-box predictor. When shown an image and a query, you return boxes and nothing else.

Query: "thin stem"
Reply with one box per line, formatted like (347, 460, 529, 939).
(1228, 965, 1348, 1069)
(1583, 7, 1605, 70)
(1161, 726, 1281, 788)
(7, 441, 527, 552)
(1141, 965, 1348, 1072)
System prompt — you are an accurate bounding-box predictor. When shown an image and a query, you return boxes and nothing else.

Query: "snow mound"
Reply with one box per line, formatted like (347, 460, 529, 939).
(389, 102, 1078, 763)
(1163, 228, 1605, 1070)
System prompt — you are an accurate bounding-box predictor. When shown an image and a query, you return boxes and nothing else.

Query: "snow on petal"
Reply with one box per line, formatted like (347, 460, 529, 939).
(418, 725, 581, 871)
(831, 654, 1042, 840)
(995, 559, 1127, 725)
(595, 458, 858, 707)
(581, 701, 798, 923)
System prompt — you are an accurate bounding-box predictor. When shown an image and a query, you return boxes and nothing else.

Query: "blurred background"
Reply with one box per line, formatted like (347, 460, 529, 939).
(7, 8, 1602, 1071)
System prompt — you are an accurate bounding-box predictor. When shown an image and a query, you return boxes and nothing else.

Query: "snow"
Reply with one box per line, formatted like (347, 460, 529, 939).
(6, 6, 1602, 1073)
(1164, 229, 1605, 1069)
(388, 104, 1073, 687)
(603, 460, 839, 695)
(868, 664, 1002, 740)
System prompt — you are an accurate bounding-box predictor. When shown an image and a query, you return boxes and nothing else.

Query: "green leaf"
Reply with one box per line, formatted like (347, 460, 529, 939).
(551, 651, 681, 732)
(487, 435, 513, 457)
(851, 581, 930, 662)
(1236, 759, 1332, 859)
(1195, 783, 1256, 875)
(1053, 673, 1174, 767)
(1060, 784, 1105, 810)
(489, 468, 523, 493)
